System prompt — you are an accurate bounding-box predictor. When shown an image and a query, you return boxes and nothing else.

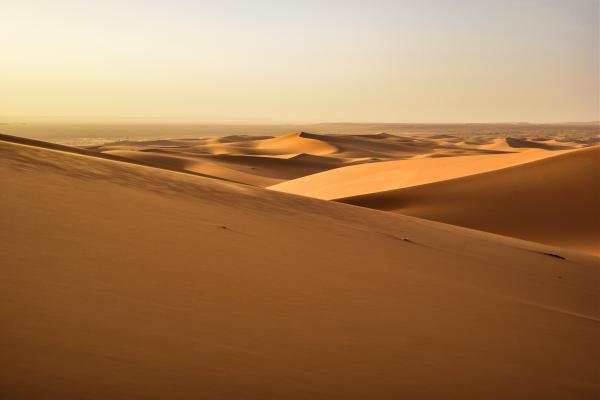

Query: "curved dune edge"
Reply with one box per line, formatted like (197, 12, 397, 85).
(1, 138, 599, 399)
(0, 133, 248, 184)
(102, 148, 346, 187)
(269, 147, 569, 200)
(337, 146, 600, 255)
(256, 131, 340, 155)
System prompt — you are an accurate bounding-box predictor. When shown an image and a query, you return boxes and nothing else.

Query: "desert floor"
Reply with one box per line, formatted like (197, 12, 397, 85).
(1, 126, 598, 399)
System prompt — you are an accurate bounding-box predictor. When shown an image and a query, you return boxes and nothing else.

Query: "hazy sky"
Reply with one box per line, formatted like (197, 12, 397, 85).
(1, 0, 598, 123)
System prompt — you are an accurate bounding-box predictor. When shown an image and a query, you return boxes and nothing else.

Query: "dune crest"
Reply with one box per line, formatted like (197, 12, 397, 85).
(256, 131, 340, 155)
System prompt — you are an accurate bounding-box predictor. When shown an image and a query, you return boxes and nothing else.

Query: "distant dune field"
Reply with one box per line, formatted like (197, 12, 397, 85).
(81, 129, 595, 187)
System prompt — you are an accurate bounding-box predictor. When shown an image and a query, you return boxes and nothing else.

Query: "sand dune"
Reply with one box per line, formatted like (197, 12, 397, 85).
(335, 146, 600, 254)
(256, 132, 340, 155)
(103, 149, 283, 186)
(1, 137, 599, 399)
(88, 133, 368, 186)
(88, 133, 354, 185)
(476, 137, 523, 151)
(96, 131, 446, 160)
(505, 137, 574, 150)
(269, 132, 435, 159)
(270, 148, 567, 200)
(84, 132, 548, 186)
(102, 148, 343, 186)
(0, 133, 243, 183)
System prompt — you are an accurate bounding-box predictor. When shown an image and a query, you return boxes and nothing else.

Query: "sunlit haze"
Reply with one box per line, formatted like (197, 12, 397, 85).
(2, 0, 598, 123)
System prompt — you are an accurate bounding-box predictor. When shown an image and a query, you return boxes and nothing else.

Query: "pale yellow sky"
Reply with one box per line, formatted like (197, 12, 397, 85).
(1, 0, 598, 123)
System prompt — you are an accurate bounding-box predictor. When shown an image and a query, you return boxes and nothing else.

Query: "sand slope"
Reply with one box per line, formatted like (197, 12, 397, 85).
(0, 133, 243, 184)
(88, 134, 348, 186)
(1, 138, 599, 399)
(270, 148, 566, 200)
(336, 146, 600, 254)
(101, 149, 342, 186)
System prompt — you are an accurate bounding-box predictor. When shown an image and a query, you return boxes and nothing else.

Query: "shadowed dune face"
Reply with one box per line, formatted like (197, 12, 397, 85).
(1, 139, 599, 399)
(101, 149, 343, 187)
(335, 147, 600, 255)
(505, 137, 574, 150)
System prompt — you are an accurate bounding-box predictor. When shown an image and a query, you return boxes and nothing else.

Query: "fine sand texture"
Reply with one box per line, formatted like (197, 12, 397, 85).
(1, 137, 599, 399)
